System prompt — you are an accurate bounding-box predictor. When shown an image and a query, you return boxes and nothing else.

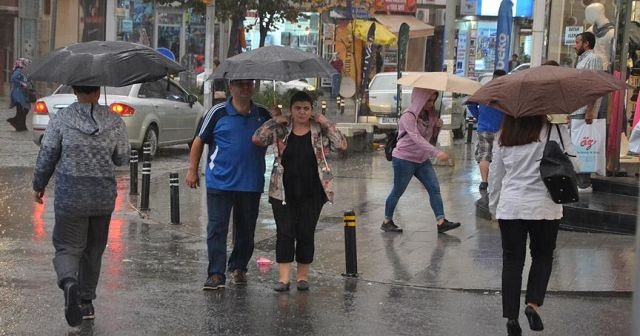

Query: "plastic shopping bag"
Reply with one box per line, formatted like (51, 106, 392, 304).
(628, 122, 640, 154)
(570, 119, 606, 175)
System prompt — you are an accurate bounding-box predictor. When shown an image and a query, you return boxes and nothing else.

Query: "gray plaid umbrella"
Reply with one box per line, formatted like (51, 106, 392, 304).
(210, 45, 337, 81)
(26, 41, 184, 87)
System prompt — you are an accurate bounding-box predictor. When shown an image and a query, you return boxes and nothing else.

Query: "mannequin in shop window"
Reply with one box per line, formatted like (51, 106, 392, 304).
(585, 3, 614, 71)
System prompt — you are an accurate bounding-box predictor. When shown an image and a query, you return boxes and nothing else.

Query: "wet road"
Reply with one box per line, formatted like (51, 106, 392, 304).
(0, 98, 635, 335)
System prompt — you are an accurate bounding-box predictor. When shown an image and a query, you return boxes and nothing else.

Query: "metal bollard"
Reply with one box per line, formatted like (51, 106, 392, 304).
(340, 101, 345, 115)
(169, 173, 180, 224)
(466, 118, 475, 144)
(129, 150, 138, 195)
(321, 100, 327, 115)
(342, 210, 358, 277)
(142, 142, 151, 162)
(140, 163, 151, 211)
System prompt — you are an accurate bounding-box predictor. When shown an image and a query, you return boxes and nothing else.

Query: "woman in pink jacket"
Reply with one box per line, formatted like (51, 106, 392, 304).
(381, 88, 461, 234)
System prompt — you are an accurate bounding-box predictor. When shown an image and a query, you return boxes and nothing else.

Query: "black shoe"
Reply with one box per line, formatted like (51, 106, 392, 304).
(524, 305, 544, 331)
(273, 282, 290, 292)
(231, 270, 247, 285)
(80, 301, 95, 320)
(380, 220, 403, 232)
(63, 279, 82, 327)
(203, 274, 225, 290)
(437, 219, 461, 233)
(479, 182, 488, 191)
(7, 118, 18, 131)
(506, 319, 522, 336)
(296, 280, 310, 291)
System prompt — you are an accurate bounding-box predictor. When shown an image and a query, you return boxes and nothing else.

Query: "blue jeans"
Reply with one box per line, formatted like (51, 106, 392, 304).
(206, 189, 261, 282)
(384, 158, 445, 221)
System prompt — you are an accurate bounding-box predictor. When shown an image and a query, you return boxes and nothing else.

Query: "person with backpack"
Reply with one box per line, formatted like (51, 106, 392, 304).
(381, 87, 461, 234)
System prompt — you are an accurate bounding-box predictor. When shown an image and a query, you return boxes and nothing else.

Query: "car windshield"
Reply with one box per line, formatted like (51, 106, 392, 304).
(56, 85, 132, 96)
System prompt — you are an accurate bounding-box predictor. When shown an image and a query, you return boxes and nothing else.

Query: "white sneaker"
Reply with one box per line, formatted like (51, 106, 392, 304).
(578, 186, 593, 193)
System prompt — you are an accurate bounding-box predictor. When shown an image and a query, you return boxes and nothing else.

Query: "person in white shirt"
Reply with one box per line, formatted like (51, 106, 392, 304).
(489, 115, 579, 336)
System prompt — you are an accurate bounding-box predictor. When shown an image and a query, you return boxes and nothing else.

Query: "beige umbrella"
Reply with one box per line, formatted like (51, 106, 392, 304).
(467, 65, 629, 118)
(396, 72, 483, 96)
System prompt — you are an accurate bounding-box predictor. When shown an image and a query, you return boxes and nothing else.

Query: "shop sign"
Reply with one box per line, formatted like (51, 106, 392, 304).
(121, 19, 133, 33)
(374, 0, 418, 14)
(564, 26, 583, 45)
(418, 0, 446, 5)
(460, 0, 477, 16)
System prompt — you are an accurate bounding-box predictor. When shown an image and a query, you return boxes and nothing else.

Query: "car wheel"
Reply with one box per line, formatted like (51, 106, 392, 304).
(142, 125, 158, 159)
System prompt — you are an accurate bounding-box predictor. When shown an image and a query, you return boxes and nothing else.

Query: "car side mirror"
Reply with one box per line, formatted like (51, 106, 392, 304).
(187, 94, 198, 107)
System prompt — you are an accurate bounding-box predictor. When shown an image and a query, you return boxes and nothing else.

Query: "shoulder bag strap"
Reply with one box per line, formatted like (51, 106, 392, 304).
(555, 124, 565, 150)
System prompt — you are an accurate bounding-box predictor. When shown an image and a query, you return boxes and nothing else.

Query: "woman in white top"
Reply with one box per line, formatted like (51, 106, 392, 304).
(489, 115, 578, 336)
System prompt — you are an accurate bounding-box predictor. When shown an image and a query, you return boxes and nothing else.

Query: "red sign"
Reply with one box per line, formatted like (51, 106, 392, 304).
(374, 0, 417, 14)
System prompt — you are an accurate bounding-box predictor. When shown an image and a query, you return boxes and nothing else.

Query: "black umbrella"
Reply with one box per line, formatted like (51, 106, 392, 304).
(209, 45, 337, 81)
(26, 41, 185, 87)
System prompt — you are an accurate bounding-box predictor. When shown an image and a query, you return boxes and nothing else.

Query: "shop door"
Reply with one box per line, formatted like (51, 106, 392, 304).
(154, 9, 185, 62)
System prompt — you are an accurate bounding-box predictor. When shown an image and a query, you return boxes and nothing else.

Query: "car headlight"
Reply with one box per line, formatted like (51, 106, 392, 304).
(306, 86, 315, 91)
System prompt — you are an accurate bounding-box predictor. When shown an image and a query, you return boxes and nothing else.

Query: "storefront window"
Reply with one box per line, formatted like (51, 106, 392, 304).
(115, 0, 154, 47)
(243, 12, 320, 54)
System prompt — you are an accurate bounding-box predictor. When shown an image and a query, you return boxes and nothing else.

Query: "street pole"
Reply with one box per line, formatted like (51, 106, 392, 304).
(443, 0, 457, 73)
(530, 0, 545, 66)
(203, 3, 216, 111)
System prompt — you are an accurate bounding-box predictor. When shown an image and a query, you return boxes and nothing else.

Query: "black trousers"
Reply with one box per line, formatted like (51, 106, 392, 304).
(52, 211, 111, 301)
(9, 105, 28, 130)
(270, 193, 325, 264)
(499, 219, 559, 319)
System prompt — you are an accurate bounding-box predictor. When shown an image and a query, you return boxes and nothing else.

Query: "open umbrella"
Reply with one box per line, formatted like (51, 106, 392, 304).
(210, 45, 337, 81)
(26, 41, 184, 87)
(396, 72, 483, 96)
(352, 19, 397, 45)
(467, 65, 629, 118)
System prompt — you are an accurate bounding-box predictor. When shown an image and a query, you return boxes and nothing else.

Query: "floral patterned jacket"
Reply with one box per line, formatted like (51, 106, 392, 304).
(252, 117, 347, 203)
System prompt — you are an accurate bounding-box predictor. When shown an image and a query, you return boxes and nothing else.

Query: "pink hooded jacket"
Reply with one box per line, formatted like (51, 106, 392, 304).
(392, 88, 442, 163)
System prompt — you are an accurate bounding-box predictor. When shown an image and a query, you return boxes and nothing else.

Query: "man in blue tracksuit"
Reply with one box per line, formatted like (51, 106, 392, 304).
(467, 69, 507, 191)
(186, 79, 275, 290)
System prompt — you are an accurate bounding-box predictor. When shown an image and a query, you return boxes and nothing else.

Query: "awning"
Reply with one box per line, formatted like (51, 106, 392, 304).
(374, 14, 435, 38)
(352, 19, 398, 46)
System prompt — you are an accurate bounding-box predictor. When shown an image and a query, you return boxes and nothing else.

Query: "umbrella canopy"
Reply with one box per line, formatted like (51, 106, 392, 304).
(352, 19, 397, 46)
(396, 72, 482, 95)
(467, 65, 629, 118)
(210, 45, 337, 81)
(26, 41, 184, 87)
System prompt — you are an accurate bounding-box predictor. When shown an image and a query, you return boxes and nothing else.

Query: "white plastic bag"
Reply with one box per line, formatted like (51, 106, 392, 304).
(628, 122, 640, 154)
(571, 119, 606, 175)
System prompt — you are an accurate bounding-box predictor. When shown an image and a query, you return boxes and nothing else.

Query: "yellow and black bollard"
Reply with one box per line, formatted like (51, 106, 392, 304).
(342, 210, 358, 277)
(321, 100, 327, 115)
(140, 142, 151, 211)
(129, 149, 138, 195)
(340, 100, 345, 115)
(169, 172, 180, 225)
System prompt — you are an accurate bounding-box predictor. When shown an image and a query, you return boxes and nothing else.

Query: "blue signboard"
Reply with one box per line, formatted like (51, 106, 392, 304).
(477, 0, 532, 17)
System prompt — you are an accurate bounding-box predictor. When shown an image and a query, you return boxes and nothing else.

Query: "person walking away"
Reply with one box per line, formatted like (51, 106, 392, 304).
(467, 69, 507, 191)
(570, 31, 604, 189)
(489, 115, 579, 336)
(186, 79, 276, 290)
(329, 54, 344, 99)
(252, 91, 347, 291)
(381, 88, 461, 234)
(8, 58, 32, 131)
(32, 86, 130, 326)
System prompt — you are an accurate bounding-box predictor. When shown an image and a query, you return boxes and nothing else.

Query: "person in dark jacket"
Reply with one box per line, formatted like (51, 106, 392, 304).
(32, 85, 130, 327)
(8, 58, 32, 131)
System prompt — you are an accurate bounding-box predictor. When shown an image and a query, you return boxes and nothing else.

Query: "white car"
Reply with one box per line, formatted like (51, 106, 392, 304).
(259, 79, 315, 94)
(32, 78, 204, 158)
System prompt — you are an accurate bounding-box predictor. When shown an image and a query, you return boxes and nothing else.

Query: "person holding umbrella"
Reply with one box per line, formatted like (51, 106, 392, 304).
(488, 114, 579, 335)
(8, 58, 32, 131)
(381, 88, 461, 234)
(32, 85, 130, 326)
(252, 91, 347, 291)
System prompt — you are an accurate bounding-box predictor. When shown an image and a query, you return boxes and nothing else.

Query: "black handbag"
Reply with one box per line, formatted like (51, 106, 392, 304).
(23, 84, 37, 103)
(539, 124, 579, 204)
(385, 130, 405, 161)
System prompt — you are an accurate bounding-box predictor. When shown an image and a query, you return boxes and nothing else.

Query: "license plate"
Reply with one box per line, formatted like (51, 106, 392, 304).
(379, 117, 397, 124)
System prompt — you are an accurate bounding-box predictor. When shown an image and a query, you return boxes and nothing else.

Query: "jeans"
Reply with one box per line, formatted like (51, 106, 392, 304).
(331, 74, 341, 98)
(206, 189, 261, 282)
(499, 219, 560, 319)
(52, 211, 111, 301)
(384, 157, 445, 221)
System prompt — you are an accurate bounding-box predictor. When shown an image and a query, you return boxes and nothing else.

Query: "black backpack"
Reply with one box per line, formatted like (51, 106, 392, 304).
(385, 130, 405, 161)
(539, 124, 579, 204)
